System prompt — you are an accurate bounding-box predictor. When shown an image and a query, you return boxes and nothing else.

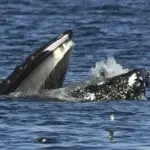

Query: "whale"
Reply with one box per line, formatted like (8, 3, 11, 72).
(68, 68, 149, 100)
(0, 30, 149, 100)
(39, 68, 149, 101)
(0, 30, 74, 95)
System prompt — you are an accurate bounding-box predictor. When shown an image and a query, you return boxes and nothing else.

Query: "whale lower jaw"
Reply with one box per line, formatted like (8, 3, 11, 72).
(15, 40, 74, 93)
(0, 30, 74, 95)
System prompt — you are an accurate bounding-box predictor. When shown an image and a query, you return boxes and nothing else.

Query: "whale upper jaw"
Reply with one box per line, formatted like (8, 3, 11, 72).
(0, 30, 74, 95)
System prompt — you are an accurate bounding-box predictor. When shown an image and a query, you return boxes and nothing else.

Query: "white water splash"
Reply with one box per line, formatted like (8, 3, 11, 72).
(84, 93, 96, 101)
(90, 57, 129, 79)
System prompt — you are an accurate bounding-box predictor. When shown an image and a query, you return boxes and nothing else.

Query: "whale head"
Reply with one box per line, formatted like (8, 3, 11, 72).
(0, 30, 74, 94)
(78, 68, 150, 100)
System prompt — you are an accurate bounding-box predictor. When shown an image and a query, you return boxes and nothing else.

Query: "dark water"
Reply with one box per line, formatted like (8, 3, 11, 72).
(0, 0, 150, 149)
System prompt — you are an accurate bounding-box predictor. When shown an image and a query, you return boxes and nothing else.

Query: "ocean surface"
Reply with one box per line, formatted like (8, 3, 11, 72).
(0, 0, 150, 149)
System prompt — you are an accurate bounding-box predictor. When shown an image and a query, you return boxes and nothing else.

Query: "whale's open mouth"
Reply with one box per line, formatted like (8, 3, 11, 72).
(0, 30, 74, 94)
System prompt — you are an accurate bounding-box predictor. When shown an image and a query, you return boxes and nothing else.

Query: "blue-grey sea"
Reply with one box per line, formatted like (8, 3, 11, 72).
(0, 0, 150, 149)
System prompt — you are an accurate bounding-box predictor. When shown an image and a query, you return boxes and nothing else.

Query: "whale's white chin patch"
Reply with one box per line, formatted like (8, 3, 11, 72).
(128, 73, 137, 86)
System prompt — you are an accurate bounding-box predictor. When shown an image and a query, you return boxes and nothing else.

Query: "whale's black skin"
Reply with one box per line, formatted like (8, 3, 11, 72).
(69, 68, 149, 100)
(0, 30, 73, 95)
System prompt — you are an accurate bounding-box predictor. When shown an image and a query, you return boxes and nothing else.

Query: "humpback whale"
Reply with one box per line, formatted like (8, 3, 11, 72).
(68, 68, 149, 100)
(0, 30, 149, 100)
(0, 30, 74, 95)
